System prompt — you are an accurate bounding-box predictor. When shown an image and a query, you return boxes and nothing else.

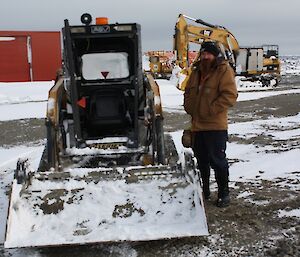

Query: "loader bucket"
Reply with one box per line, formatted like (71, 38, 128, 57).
(5, 160, 208, 248)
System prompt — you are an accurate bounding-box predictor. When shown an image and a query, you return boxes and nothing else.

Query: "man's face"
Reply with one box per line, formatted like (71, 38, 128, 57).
(200, 51, 216, 62)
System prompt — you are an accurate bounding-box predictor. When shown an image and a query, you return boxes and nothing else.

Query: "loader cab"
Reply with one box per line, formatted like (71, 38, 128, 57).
(62, 15, 144, 148)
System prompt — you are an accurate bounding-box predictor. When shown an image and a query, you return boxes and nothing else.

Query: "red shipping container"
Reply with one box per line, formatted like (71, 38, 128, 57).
(0, 31, 62, 82)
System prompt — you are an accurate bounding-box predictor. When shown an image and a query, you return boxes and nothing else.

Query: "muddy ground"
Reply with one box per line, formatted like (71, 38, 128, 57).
(1, 78, 300, 256)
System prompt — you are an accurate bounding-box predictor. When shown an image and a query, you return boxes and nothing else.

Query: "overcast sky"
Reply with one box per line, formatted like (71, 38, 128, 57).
(1, 0, 300, 55)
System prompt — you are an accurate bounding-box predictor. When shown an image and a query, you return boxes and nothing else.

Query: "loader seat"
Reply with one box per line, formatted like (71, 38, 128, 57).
(87, 89, 132, 137)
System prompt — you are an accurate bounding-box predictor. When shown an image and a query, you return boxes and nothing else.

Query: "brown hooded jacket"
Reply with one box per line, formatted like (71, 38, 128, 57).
(183, 60, 238, 131)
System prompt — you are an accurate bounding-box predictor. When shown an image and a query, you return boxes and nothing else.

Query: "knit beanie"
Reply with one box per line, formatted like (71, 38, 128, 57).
(200, 41, 220, 57)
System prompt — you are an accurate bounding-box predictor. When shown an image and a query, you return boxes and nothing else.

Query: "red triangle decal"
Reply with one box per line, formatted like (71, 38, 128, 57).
(77, 97, 86, 108)
(101, 71, 109, 79)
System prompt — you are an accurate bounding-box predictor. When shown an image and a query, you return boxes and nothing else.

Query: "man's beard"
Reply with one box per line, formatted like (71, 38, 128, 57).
(200, 58, 217, 75)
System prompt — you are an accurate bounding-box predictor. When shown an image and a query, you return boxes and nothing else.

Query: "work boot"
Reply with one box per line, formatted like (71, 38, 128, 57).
(203, 190, 210, 200)
(216, 195, 230, 208)
(200, 167, 210, 200)
(215, 170, 229, 207)
(202, 182, 210, 200)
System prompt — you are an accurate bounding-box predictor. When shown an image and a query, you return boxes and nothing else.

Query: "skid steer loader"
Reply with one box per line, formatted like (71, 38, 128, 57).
(4, 14, 208, 248)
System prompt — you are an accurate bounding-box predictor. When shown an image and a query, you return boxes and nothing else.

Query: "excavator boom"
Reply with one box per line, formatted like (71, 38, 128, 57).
(174, 14, 239, 70)
(174, 14, 239, 90)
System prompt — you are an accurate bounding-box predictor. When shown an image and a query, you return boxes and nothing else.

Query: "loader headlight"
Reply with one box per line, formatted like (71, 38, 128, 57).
(81, 13, 92, 25)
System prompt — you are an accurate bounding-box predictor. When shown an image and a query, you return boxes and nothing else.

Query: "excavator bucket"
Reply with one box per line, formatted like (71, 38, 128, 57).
(5, 151, 208, 248)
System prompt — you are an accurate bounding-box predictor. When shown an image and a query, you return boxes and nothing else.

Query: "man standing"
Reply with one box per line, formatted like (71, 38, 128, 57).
(183, 41, 238, 207)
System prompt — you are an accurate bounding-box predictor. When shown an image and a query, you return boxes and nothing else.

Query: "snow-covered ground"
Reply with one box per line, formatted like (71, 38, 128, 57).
(0, 81, 53, 121)
(158, 78, 300, 191)
(0, 59, 300, 252)
(280, 56, 300, 75)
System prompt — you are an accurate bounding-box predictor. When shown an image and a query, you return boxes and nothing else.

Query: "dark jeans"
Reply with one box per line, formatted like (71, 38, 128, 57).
(193, 130, 229, 198)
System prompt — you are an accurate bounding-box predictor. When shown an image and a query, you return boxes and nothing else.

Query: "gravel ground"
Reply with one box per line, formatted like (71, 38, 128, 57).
(1, 78, 300, 257)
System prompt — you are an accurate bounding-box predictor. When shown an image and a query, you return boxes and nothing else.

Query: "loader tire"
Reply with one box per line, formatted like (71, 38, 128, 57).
(37, 146, 49, 172)
(46, 120, 58, 169)
(155, 117, 166, 164)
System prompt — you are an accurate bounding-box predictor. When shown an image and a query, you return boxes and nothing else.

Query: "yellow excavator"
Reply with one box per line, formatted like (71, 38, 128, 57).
(147, 50, 174, 79)
(173, 14, 281, 90)
(174, 14, 240, 70)
(174, 14, 240, 90)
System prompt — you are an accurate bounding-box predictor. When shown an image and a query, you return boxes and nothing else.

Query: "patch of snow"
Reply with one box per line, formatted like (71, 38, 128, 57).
(236, 76, 265, 91)
(0, 81, 53, 121)
(0, 102, 47, 121)
(237, 88, 300, 102)
(66, 146, 145, 156)
(142, 55, 150, 71)
(0, 145, 44, 243)
(0, 145, 44, 172)
(104, 243, 138, 257)
(247, 199, 270, 206)
(236, 191, 255, 199)
(229, 113, 300, 139)
(228, 142, 300, 183)
(86, 137, 129, 144)
(0, 37, 15, 41)
(47, 97, 55, 113)
(278, 209, 300, 218)
(157, 79, 184, 112)
(0, 81, 53, 105)
(280, 56, 300, 75)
